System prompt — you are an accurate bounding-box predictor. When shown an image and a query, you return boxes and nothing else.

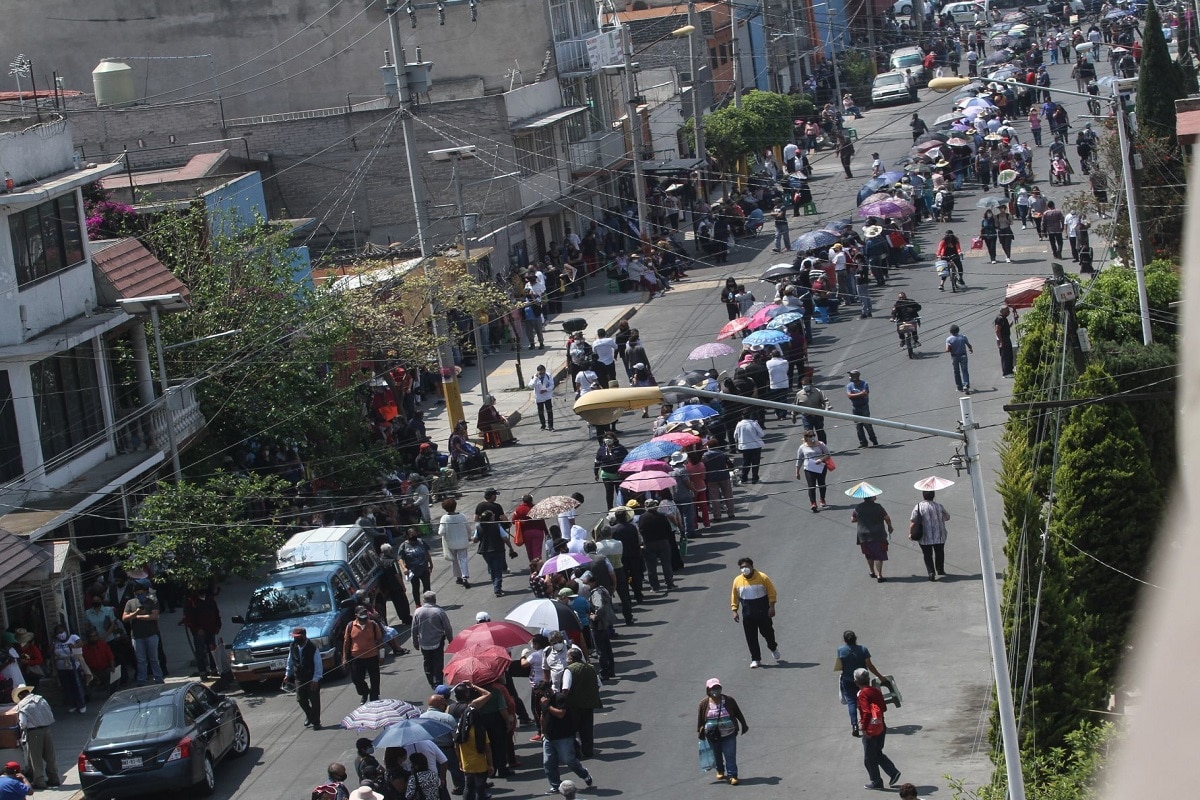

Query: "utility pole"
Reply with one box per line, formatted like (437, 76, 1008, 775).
(826, 6, 842, 103)
(385, 0, 465, 428)
(687, 0, 707, 161)
(618, 23, 651, 243)
(1112, 83, 1154, 345)
(760, 0, 773, 91)
(730, 0, 743, 106)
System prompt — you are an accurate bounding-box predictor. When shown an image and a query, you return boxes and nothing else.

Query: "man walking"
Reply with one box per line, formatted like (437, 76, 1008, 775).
(945, 324, 974, 392)
(794, 374, 830, 443)
(994, 307, 1015, 378)
(121, 580, 162, 684)
(856, 668, 901, 789)
(1041, 200, 1066, 259)
(909, 113, 929, 142)
(591, 328, 618, 386)
(13, 685, 59, 789)
(771, 205, 791, 253)
(412, 592, 454, 690)
(344, 605, 384, 703)
(284, 627, 323, 730)
(531, 365, 556, 431)
(732, 412, 765, 484)
(845, 370, 879, 448)
(539, 690, 594, 793)
(562, 649, 602, 757)
(730, 557, 779, 669)
(181, 588, 222, 680)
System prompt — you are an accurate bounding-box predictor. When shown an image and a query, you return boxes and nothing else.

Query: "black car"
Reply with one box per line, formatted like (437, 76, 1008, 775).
(78, 682, 250, 799)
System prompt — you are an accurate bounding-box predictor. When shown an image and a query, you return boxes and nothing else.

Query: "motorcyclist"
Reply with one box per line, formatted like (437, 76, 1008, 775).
(889, 292, 923, 347)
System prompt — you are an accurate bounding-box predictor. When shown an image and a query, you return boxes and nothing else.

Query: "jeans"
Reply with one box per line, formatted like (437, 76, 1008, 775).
(951, 354, 971, 389)
(836, 269, 857, 301)
(571, 707, 596, 756)
(921, 542, 946, 575)
(862, 729, 899, 786)
(408, 571, 432, 603)
(801, 415, 826, 443)
(739, 448, 762, 482)
(741, 615, 777, 661)
(134, 634, 163, 683)
(421, 645, 445, 689)
(464, 772, 489, 800)
(774, 224, 791, 251)
(481, 550, 507, 594)
(840, 678, 859, 727)
(296, 680, 321, 726)
(537, 399, 554, 429)
(711, 733, 739, 778)
(678, 499, 697, 537)
(858, 282, 872, 316)
(58, 666, 87, 710)
(611, 566, 635, 621)
(191, 629, 217, 676)
(706, 479, 735, 519)
(350, 655, 381, 701)
(542, 736, 591, 789)
(1031, 127, 1042, 146)
(642, 540, 674, 592)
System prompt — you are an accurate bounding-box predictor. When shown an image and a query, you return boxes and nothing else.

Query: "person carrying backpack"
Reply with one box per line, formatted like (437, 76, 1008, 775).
(450, 683, 494, 800)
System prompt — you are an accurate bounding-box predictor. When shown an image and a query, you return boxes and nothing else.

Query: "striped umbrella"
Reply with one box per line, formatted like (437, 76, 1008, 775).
(341, 699, 422, 731)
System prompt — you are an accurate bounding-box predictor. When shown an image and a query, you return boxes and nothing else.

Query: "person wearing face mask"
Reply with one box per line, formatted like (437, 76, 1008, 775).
(181, 587, 222, 680)
(50, 624, 89, 713)
(696, 678, 749, 785)
(593, 434, 628, 508)
(540, 632, 581, 692)
(121, 580, 162, 685)
(730, 558, 780, 669)
(284, 627, 324, 730)
(354, 737, 383, 783)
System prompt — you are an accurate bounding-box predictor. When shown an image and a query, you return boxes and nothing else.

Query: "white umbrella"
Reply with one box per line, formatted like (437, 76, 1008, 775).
(913, 476, 956, 491)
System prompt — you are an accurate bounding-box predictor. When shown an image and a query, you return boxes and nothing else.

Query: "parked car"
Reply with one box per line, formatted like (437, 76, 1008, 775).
(889, 46, 927, 81)
(892, 0, 915, 15)
(78, 682, 250, 799)
(942, 0, 986, 23)
(871, 71, 914, 106)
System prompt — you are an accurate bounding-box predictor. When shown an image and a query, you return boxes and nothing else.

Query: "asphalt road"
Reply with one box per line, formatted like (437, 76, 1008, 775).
(183, 56, 1106, 800)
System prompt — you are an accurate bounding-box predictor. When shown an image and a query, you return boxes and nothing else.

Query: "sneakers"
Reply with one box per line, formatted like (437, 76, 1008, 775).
(889, 772, 902, 787)
(771, 649, 781, 661)
(716, 773, 726, 781)
(750, 660, 760, 669)
(729, 778, 740, 786)
(530, 734, 544, 742)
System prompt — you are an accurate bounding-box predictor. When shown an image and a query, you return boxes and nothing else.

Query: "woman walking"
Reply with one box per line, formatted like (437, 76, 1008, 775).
(438, 497, 472, 588)
(795, 430, 832, 513)
(851, 496, 894, 582)
(697, 678, 750, 785)
(909, 490, 951, 581)
(995, 205, 1015, 263)
(979, 209, 999, 263)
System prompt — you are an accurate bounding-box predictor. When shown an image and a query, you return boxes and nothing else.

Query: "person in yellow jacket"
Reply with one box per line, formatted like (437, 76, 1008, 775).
(730, 557, 780, 669)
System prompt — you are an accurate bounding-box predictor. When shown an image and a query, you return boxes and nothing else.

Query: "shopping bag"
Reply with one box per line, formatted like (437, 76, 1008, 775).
(970, 236, 984, 250)
(698, 738, 717, 772)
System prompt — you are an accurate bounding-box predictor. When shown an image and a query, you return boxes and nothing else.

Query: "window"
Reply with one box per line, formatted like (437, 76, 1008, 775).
(548, 0, 598, 40)
(0, 371, 20, 481)
(8, 192, 85, 288)
(31, 341, 104, 464)
(514, 131, 556, 175)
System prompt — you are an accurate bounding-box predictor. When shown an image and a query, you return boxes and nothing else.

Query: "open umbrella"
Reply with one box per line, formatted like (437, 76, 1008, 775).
(341, 699, 421, 731)
(527, 495, 581, 520)
(718, 317, 753, 339)
(984, 49, 1013, 65)
(620, 470, 680, 493)
(667, 404, 718, 422)
(539, 552, 593, 576)
(859, 199, 914, 219)
(1104, 7, 1129, 19)
(1005, 276, 1046, 309)
(997, 169, 1018, 185)
(762, 263, 802, 282)
(446, 620, 537, 654)
(845, 481, 884, 498)
(506, 598, 582, 632)
(687, 342, 735, 361)
(372, 717, 456, 750)
(618, 458, 670, 474)
(859, 191, 895, 207)
(913, 476, 956, 492)
(793, 229, 841, 252)
(746, 304, 786, 330)
(916, 131, 950, 145)
(443, 645, 511, 685)
(977, 196, 1001, 209)
(766, 310, 806, 330)
(672, 369, 709, 388)
(741, 329, 790, 347)
(945, 137, 970, 147)
(624, 439, 684, 462)
(652, 431, 702, 447)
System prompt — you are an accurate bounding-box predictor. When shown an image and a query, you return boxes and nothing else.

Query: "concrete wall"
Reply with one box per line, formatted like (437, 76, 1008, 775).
(0, 118, 74, 185)
(10, 0, 555, 118)
(203, 172, 268, 236)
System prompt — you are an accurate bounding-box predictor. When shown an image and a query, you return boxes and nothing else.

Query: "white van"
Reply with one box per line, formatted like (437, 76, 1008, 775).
(942, 1, 985, 23)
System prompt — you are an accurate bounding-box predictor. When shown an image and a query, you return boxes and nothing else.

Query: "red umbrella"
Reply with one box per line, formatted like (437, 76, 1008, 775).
(443, 645, 511, 684)
(1005, 277, 1045, 310)
(446, 621, 535, 654)
(652, 431, 702, 447)
(746, 304, 783, 330)
(718, 317, 753, 340)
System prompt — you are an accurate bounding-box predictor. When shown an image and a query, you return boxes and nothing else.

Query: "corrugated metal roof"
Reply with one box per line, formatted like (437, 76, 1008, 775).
(0, 530, 52, 589)
(91, 238, 190, 306)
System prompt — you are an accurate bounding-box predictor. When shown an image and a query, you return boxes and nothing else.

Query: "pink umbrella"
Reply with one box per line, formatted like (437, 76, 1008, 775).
(617, 458, 671, 474)
(718, 317, 753, 340)
(687, 342, 735, 361)
(539, 553, 593, 576)
(620, 470, 680, 493)
(652, 431, 702, 447)
(746, 304, 784, 330)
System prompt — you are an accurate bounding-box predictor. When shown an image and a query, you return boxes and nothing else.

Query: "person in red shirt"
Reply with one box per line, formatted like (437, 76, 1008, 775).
(81, 629, 116, 691)
(510, 494, 548, 561)
(855, 668, 901, 789)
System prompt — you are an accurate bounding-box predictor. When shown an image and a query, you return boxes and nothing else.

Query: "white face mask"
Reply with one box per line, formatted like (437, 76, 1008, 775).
(56, 632, 68, 641)
(740, 567, 753, 578)
(552, 642, 565, 652)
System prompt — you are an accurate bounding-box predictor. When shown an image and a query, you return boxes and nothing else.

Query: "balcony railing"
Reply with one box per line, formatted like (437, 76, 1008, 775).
(114, 381, 206, 459)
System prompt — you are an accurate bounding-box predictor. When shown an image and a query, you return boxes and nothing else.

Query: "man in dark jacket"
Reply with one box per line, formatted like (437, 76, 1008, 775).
(637, 500, 676, 594)
(284, 627, 323, 730)
(608, 510, 644, 605)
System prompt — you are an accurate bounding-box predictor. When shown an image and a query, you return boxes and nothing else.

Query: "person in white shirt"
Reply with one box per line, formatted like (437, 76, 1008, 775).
(574, 365, 599, 399)
(591, 328, 618, 386)
(531, 364, 555, 431)
(765, 349, 791, 419)
(830, 243, 856, 302)
(732, 412, 766, 484)
(524, 268, 547, 298)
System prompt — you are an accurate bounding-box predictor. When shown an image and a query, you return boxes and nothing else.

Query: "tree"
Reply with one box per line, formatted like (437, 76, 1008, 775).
(951, 722, 1114, 800)
(1136, 0, 1186, 143)
(703, 90, 799, 168)
(1076, 258, 1180, 344)
(118, 471, 291, 589)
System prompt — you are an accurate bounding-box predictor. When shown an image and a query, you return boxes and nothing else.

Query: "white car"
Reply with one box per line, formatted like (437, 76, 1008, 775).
(871, 71, 914, 106)
(892, 0, 915, 14)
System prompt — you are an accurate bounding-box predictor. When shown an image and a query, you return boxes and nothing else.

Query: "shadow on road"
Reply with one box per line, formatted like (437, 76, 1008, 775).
(886, 724, 924, 735)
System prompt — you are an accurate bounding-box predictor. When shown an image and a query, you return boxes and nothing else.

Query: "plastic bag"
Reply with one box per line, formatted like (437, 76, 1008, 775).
(970, 236, 984, 250)
(698, 738, 717, 772)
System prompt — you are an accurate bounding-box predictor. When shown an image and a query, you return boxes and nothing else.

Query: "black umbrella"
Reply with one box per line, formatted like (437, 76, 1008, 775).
(984, 49, 1013, 66)
(915, 131, 950, 145)
(673, 370, 709, 387)
(761, 263, 802, 282)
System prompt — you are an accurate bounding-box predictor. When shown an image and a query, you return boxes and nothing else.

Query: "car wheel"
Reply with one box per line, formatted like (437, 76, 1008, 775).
(901, 3, 912, 13)
(195, 754, 216, 796)
(230, 718, 251, 758)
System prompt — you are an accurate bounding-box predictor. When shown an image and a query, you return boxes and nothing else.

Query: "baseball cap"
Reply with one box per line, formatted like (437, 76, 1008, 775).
(5, 762, 20, 771)
(475, 612, 491, 623)
(434, 684, 452, 697)
(705, 678, 722, 689)
(848, 369, 861, 376)
(558, 587, 577, 598)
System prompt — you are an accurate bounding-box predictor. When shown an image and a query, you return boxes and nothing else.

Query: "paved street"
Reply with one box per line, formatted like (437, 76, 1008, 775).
(30, 53, 1111, 800)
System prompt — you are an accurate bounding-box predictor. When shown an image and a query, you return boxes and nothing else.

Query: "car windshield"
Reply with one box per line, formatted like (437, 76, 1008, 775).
(245, 581, 332, 622)
(93, 702, 178, 742)
(877, 74, 905, 86)
(893, 54, 922, 68)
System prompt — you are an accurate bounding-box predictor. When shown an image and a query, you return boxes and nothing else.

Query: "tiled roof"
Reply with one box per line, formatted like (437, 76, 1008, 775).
(91, 238, 190, 305)
(0, 529, 52, 589)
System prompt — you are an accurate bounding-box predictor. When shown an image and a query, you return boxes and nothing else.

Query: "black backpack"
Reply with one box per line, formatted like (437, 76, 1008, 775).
(453, 704, 477, 745)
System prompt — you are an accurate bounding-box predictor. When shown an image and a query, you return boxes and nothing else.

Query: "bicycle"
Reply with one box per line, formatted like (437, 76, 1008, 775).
(895, 318, 921, 359)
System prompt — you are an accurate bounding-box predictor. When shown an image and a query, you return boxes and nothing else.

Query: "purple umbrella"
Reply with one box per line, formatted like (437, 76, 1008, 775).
(859, 199, 915, 219)
(687, 342, 735, 361)
(540, 553, 593, 576)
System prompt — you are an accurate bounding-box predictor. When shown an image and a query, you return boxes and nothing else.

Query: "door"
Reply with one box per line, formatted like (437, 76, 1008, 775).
(185, 686, 227, 757)
(530, 221, 547, 263)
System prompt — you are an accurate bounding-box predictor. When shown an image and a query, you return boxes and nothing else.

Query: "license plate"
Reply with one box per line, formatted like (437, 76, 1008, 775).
(121, 757, 143, 770)
(268, 659, 287, 671)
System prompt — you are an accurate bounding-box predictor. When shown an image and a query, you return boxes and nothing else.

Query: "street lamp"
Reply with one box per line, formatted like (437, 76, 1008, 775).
(116, 293, 189, 482)
(429, 144, 490, 404)
(928, 74, 1153, 345)
(672, 6, 707, 163)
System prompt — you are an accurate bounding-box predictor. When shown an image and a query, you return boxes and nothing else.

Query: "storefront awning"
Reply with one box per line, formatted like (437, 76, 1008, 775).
(511, 106, 588, 131)
(0, 530, 52, 590)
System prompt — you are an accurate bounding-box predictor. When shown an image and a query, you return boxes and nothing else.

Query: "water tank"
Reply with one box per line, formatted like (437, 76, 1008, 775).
(92, 60, 135, 108)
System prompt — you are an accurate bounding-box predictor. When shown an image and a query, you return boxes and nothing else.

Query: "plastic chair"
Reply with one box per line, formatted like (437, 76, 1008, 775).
(812, 305, 832, 324)
(845, 128, 858, 141)
(803, 202, 819, 216)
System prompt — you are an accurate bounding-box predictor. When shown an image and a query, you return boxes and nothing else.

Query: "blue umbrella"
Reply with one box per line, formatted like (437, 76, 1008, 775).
(793, 229, 841, 252)
(766, 310, 806, 330)
(666, 404, 718, 423)
(372, 717, 456, 749)
(624, 440, 684, 462)
(742, 329, 791, 346)
(878, 170, 906, 185)
(856, 177, 890, 204)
